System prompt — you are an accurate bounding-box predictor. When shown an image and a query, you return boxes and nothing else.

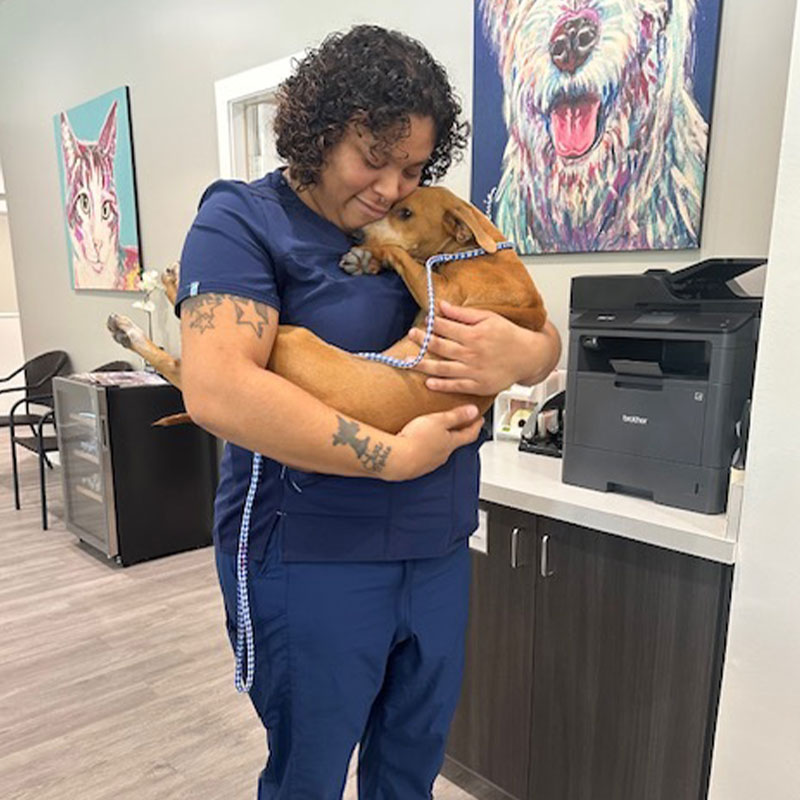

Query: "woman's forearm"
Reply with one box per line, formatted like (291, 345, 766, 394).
(188, 360, 406, 480)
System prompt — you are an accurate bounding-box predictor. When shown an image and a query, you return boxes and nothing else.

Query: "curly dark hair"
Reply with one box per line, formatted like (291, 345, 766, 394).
(274, 25, 470, 189)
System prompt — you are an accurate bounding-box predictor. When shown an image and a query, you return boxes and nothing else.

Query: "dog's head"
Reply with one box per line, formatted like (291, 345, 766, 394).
(357, 186, 500, 259)
(480, 0, 696, 166)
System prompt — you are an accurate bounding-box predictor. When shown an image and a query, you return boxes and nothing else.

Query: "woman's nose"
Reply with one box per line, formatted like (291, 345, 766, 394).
(372, 170, 403, 205)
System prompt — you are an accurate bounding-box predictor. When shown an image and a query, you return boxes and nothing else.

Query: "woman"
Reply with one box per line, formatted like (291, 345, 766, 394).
(177, 24, 560, 799)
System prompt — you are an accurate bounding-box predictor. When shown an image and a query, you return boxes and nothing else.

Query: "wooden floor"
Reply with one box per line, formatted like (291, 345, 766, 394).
(0, 429, 483, 799)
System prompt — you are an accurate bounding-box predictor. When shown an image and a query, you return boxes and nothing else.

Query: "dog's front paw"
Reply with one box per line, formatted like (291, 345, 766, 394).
(161, 262, 180, 291)
(340, 247, 381, 276)
(107, 314, 146, 350)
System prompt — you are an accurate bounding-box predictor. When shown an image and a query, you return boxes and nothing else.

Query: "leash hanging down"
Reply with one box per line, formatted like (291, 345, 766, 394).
(232, 241, 514, 694)
(234, 452, 262, 693)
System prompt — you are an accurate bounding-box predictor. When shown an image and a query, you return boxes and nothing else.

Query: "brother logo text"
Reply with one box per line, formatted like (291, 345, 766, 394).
(622, 414, 648, 425)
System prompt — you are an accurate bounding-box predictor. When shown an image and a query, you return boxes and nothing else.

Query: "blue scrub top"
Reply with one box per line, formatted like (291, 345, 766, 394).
(176, 169, 485, 562)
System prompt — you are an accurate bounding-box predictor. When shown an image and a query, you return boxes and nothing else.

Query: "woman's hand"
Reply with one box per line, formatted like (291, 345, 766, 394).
(407, 300, 562, 394)
(388, 404, 484, 481)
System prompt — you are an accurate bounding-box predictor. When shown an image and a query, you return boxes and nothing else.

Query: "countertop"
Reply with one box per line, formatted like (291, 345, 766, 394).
(478, 440, 736, 564)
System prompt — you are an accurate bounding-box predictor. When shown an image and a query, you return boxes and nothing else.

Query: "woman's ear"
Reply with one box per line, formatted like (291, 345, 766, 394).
(442, 202, 498, 253)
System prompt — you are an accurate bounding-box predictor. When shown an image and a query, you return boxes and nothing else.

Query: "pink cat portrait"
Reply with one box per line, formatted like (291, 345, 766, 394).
(59, 100, 141, 290)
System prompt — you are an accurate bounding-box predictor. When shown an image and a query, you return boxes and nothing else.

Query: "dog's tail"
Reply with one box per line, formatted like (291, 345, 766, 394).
(152, 412, 193, 427)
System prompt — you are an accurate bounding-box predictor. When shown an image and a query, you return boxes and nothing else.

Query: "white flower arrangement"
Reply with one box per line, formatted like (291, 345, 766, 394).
(132, 269, 162, 340)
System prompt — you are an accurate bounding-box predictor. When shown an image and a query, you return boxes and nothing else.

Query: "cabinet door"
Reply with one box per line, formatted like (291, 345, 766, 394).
(446, 503, 537, 799)
(529, 518, 731, 800)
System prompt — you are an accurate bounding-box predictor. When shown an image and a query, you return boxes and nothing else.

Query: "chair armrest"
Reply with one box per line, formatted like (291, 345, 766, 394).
(7, 395, 54, 420)
(8, 396, 56, 437)
(26, 394, 55, 408)
(0, 363, 26, 384)
(37, 410, 56, 440)
(8, 395, 31, 419)
(0, 385, 26, 397)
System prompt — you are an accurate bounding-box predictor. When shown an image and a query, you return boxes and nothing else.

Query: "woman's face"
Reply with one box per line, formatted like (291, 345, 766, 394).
(295, 114, 436, 233)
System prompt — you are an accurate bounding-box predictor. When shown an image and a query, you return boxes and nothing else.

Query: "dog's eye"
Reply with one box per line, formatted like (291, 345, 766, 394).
(396, 207, 413, 220)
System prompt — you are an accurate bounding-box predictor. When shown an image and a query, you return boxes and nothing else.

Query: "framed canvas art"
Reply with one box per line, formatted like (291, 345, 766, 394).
(54, 86, 143, 290)
(472, 0, 725, 254)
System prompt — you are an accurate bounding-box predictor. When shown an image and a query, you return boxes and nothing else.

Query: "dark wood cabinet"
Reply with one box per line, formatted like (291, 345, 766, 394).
(529, 517, 732, 799)
(445, 503, 732, 800)
(447, 504, 538, 799)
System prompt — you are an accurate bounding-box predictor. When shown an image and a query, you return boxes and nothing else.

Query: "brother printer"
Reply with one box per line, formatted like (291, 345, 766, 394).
(561, 258, 764, 514)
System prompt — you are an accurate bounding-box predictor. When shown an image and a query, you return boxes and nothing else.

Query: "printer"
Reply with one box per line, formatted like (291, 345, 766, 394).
(561, 258, 764, 514)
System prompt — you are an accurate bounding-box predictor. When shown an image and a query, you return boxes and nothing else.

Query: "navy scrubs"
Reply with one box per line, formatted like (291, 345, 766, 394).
(177, 169, 486, 798)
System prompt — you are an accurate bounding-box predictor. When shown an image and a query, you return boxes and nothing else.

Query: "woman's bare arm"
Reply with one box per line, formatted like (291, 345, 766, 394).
(180, 293, 481, 481)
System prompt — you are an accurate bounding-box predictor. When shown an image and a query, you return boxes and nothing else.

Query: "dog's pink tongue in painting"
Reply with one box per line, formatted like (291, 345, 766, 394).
(550, 96, 601, 158)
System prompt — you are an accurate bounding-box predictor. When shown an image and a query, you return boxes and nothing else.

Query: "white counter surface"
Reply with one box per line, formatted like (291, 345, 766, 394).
(479, 441, 736, 564)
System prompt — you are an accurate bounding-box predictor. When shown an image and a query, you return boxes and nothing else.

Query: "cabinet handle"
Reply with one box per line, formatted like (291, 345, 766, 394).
(510, 526, 523, 569)
(100, 416, 110, 451)
(540, 534, 554, 578)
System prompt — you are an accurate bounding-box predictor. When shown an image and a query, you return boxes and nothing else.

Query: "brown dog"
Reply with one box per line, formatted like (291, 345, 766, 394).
(107, 186, 546, 433)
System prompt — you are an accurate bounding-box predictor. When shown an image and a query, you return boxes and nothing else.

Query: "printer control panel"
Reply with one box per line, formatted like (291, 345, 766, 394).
(573, 310, 751, 333)
(634, 312, 677, 325)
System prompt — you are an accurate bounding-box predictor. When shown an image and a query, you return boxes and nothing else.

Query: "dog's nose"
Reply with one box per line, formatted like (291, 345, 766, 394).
(350, 229, 365, 245)
(550, 14, 599, 74)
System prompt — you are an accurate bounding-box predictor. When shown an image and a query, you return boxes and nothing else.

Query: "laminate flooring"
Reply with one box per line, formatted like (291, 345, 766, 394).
(0, 430, 485, 800)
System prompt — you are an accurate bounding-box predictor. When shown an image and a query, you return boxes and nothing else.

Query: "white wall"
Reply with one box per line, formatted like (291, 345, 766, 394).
(0, 0, 795, 371)
(0, 158, 5, 208)
(707, 8, 800, 798)
(0, 161, 18, 312)
(0, 313, 25, 415)
(0, 159, 24, 411)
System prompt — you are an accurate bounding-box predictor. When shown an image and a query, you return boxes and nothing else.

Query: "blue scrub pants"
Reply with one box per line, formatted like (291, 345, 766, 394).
(214, 525, 471, 799)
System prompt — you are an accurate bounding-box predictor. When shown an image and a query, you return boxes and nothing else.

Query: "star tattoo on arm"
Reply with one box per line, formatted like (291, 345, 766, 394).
(183, 293, 224, 332)
(332, 416, 392, 474)
(233, 298, 270, 337)
(182, 293, 271, 337)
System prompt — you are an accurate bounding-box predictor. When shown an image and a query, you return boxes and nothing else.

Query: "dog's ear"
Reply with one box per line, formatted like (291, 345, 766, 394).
(443, 202, 498, 254)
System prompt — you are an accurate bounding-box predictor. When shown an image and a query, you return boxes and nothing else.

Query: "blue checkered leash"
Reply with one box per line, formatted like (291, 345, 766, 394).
(234, 451, 262, 693)
(233, 241, 514, 693)
(354, 242, 515, 368)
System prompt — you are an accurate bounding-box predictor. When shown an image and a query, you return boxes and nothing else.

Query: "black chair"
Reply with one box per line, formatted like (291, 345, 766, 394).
(9, 357, 131, 530)
(1, 350, 71, 431)
(16, 408, 60, 530)
(6, 351, 72, 529)
(94, 360, 135, 372)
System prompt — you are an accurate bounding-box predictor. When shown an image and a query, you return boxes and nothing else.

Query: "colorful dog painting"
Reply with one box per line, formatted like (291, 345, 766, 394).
(475, 0, 723, 253)
(54, 87, 143, 290)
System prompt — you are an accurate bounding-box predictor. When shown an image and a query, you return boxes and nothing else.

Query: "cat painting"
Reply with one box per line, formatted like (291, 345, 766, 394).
(55, 88, 142, 290)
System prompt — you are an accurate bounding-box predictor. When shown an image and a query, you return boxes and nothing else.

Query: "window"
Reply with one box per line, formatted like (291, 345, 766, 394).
(214, 52, 305, 181)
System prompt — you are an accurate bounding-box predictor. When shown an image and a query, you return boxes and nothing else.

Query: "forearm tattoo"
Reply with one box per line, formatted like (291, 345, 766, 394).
(332, 415, 392, 474)
(183, 293, 271, 337)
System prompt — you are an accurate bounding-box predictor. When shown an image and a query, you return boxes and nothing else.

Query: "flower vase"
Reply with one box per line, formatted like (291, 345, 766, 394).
(142, 313, 156, 373)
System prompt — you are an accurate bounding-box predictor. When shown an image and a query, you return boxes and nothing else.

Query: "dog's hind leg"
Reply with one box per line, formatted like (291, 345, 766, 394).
(161, 262, 179, 306)
(107, 313, 183, 389)
(107, 314, 193, 427)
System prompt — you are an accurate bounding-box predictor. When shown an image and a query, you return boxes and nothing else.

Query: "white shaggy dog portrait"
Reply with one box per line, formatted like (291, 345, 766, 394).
(479, 0, 715, 253)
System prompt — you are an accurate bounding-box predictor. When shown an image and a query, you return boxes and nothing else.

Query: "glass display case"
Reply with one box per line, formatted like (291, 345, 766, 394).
(53, 372, 218, 565)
